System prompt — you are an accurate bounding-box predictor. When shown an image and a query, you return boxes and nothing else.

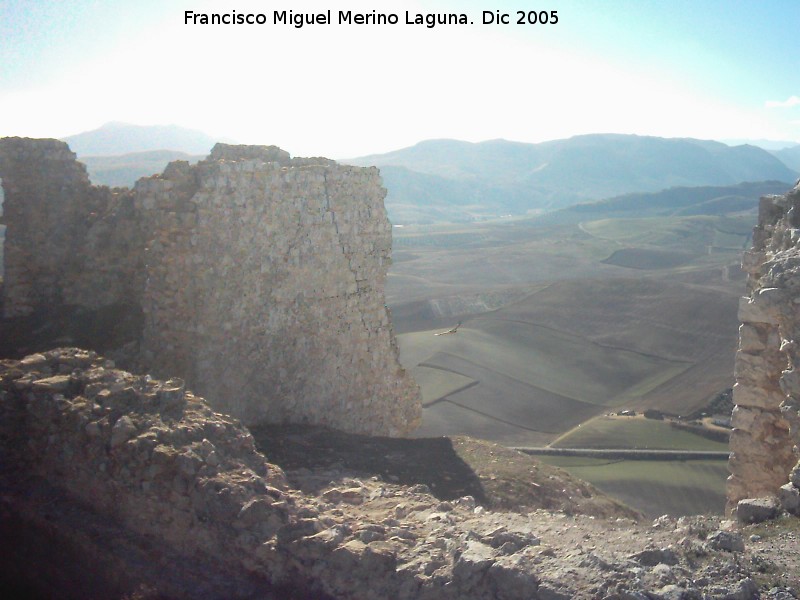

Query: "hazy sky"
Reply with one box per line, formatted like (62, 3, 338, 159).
(1, 0, 799, 157)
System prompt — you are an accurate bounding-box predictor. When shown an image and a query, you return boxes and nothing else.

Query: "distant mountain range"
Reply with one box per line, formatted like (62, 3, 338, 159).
(722, 138, 798, 151)
(58, 122, 229, 188)
(62, 122, 228, 157)
(771, 145, 800, 172)
(57, 125, 799, 223)
(348, 135, 798, 223)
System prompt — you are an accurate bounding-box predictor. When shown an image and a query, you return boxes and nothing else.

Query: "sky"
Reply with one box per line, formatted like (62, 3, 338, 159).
(1, 0, 799, 158)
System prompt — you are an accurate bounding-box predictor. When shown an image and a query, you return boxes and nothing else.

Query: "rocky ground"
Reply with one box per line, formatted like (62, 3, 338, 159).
(253, 424, 800, 599)
(1, 348, 799, 599)
(251, 423, 640, 518)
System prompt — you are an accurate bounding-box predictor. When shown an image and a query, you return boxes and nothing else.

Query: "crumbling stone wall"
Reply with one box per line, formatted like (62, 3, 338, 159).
(0, 349, 308, 598)
(0, 138, 420, 436)
(728, 181, 800, 509)
(0, 138, 142, 316)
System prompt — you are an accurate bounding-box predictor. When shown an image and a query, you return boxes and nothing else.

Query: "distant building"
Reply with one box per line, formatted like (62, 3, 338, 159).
(711, 414, 732, 428)
(643, 409, 664, 420)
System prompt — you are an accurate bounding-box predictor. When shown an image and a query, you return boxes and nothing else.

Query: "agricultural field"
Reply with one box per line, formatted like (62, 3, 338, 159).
(388, 201, 751, 514)
(403, 318, 698, 446)
(399, 276, 739, 446)
(392, 209, 747, 444)
(538, 456, 728, 517)
(550, 416, 729, 451)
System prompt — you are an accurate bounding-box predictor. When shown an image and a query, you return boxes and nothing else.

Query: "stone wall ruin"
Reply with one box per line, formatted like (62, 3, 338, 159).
(0, 138, 144, 315)
(728, 181, 800, 510)
(0, 137, 420, 436)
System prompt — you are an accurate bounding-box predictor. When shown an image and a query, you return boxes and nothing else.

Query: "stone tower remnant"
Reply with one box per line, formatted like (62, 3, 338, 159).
(728, 181, 800, 510)
(0, 138, 421, 436)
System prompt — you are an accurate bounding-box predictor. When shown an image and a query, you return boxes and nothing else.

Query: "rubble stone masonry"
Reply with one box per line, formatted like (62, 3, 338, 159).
(728, 180, 800, 509)
(0, 138, 420, 436)
(0, 138, 144, 315)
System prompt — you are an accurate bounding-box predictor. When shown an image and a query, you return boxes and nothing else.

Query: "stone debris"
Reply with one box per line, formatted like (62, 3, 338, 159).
(2, 349, 798, 599)
(707, 530, 746, 553)
(0, 138, 421, 436)
(632, 547, 679, 566)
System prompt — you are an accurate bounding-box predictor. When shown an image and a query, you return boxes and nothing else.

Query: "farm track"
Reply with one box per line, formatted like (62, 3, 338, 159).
(515, 447, 730, 460)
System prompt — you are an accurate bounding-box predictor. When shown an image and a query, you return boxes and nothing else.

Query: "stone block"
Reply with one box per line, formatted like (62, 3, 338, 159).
(706, 530, 744, 552)
(453, 541, 496, 586)
(791, 461, 800, 488)
(110, 415, 137, 449)
(738, 294, 780, 325)
(778, 483, 800, 515)
(734, 352, 776, 387)
(732, 382, 785, 410)
(780, 368, 800, 398)
(736, 497, 780, 524)
(731, 406, 758, 433)
(739, 324, 766, 352)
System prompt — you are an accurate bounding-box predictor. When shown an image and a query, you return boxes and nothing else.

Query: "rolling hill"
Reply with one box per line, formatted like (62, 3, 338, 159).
(57, 122, 229, 188)
(348, 135, 797, 223)
(62, 121, 226, 156)
(538, 181, 791, 225)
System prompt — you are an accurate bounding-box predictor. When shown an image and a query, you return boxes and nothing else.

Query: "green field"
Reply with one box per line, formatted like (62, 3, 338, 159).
(579, 215, 752, 255)
(407, 322, 690, 407)
(398, 275, 738, 446)
(400, 316, 699, 447)
(412, 365, 477, 405)
(539, 456, 728, 517)
(551, 416, 729, 451)
(389, 205, 746, 513)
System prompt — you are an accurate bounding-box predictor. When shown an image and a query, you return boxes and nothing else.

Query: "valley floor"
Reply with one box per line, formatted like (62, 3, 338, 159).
(388, 209, 751, 515)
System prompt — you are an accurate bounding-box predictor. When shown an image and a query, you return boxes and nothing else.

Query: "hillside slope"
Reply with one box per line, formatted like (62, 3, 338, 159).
(771, 144, 800, 171)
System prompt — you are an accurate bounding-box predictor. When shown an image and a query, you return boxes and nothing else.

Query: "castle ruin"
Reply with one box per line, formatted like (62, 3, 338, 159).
(0, 138, 421, 436)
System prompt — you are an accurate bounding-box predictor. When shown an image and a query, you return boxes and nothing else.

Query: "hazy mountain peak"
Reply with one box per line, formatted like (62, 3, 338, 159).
(62, 122, 234, 157)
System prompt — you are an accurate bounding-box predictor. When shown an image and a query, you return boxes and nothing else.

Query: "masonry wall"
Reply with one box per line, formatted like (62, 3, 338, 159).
(728, 181, 800, 509)
(137, 145, 421, 434)
(0, 138, 420, 436)
(0, 138, 142, 316)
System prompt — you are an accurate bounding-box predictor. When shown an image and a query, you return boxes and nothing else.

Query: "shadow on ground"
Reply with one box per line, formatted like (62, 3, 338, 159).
(252, 424, 642, 520)
(0, 303, 142, 361)
(251, 424, 489, 505)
